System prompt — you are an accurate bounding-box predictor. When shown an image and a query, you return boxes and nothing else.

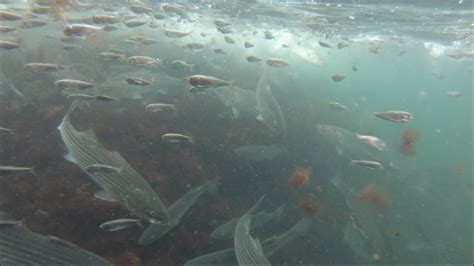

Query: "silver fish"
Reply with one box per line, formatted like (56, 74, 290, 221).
(355, 134, 387, 151)
(138, 178, 218, 245)
(66, 94, 96, 101)
(373, 111, 414, 123)
(246, 56, 262, 63)
(63, 24, 102, 36)
(94, 95, 118, 102)
(57, 102, 170, 224)
(265, 58, 288, 67)
(350, 160, 384, 169)
(91, 15, 121, 24)
(171, 60, 194, 71)
(234, 196, 271, 266)
(164, 29, 191, 38)
(0, 26, 16, 33)
(446, 90, 461, 97)
(145, 103, 176, 113)
(55, 79, 95, 90)
(124, 19, 148, 28)
(0, 11, 22, 21)
(0, 127, 13, 134)
(331, 73, 346, 82)
(256, 74, 287, 138)
(244, 41, 254, 48)
(126, 77, 151, 86)
(319, 41, 332, 48)
(186, 75, 230, 88)
(130, 4, 153, 14)
(211, 205, 284, 240)
(20, 19, 48, 29)
(0, 166, 32, 174)
(224, 36, 236, 44)
(24, 63, 66, 72)
(97, 52, 125, 61)
(162, 133, 193, 144)
(329, 101, 347, 111)
(185, 217, 312, 265)
(99, 219, 141, 232)
(0, 212, 112, 265)
(0, 40, 20, 50)
(126, 56, 160, 66)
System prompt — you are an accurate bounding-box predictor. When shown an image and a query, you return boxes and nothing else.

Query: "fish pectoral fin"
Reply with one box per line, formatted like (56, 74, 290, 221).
(94, 190, 117, 202)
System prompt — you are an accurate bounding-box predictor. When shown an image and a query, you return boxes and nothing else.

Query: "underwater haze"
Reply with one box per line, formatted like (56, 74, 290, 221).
(0, 0, 472, 265)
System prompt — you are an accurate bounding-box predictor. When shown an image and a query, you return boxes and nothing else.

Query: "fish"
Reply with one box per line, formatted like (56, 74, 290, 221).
(329, 101, 348, 111)
(0, 127, 14, 134)
(97, 52, 125, 61)
(244, 41, 254, 48)
(224, 36, 236, 44)
(331, 73, 346, 82)
(256, 74, 287, 138)
(234, 195, 271, 266)
(185, 217, 312, 265)
(124, 19, 148, 28)
(355, 134, 387, 151)
(63, 44, 82, 50)
(24, 63, 66, 72)
(338, 42, 349, 49)
(186, 75, 230, 88)
(138, 178, 219, 245)
(264, 31, 274, 39)
(352, 66, 358, 71)
(214, 48, 226, 54)
(373, 111, 414, 123)
(246, 56, 262, 63)
(211, 205, 284, 240)
(446, 90, 461, 97)
(63, 24, 102, 36)
(55, 79, 95, 90)
(266, 58, 289, 67)
(164, 29, 192, 38)
(20, 19, 48, 29)
(369, 46, 380, 54)
(66, 94, 96, 101)
(319, 41, 332, 48)
(145, 103, 177, 113)
(91, 15, 121, 24)
(141, 38, 159, 45)
(183, 42, 206, 50)
(99, 219, 142, 232)
(126, 56, 161, 66)
(85, 164, 122, 175)
(171, 60, 194, 71)
(0, 10, 23, 21)
(0, 212, 112, 265)
(130, 4, 153, 14)
(217, 27, 233, 34)
(0, 166, 33, 174)
(350, 160, 384, 169)
(162, 133, 193, 144)
(214, 20, 231, 27)
(0, 26, 16, 33)
(0, 40, 20, 50)
(126, 77, 151, 86)
(94, 95, 118, 102)
(57, 102, 169, 224)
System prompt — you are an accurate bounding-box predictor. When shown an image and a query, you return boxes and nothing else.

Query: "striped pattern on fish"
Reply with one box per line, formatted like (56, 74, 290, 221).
(234, 196, 271, 266)
(57, 102, 169, 223)
(0, 223, 111, 265)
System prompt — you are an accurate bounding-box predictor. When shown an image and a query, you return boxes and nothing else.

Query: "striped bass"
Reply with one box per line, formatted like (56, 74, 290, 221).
(0, 212, 111, 265)
(138, 178, 218, 245)
(57, 102, 169, 224)
(234, 195, 271, 266)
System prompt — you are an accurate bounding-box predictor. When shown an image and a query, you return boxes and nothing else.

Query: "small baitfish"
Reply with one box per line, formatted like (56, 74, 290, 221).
(373, 111, 414, 123)
(99, 219, 142, 232)
(55, 79, 95, 90)
(145, 103, 176, 113)
(350, 160, 384, 169)
(162, 133, 193, 144)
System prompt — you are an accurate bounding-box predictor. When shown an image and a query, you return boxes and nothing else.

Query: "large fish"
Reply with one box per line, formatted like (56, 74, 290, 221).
(185, 217, 312, 265)
(211, 205, 284, 240)
(256, 75, 287, 138)
(0, 212, 112, 265)
(57, 102, 169, 224)
(138, 178, 219, 245)
(234, 196, 271, 266)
